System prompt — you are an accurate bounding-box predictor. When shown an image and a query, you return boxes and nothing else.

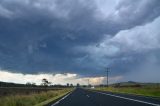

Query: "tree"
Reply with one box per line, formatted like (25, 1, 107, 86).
(42, 78, 49, 87)
(70, 83, 73, 87)
(26, 82, 36, 87)
(76, 83, 80, 87)
(32, 82, 36, 87)
(67, 83, 70, 87)
(26, 82, 32, 87)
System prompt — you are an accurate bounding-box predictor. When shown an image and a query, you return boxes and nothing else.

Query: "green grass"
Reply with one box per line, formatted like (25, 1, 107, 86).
(95, 86, 160, 98)
(35, 90, 70, 106)
(0, 88, 73, 106)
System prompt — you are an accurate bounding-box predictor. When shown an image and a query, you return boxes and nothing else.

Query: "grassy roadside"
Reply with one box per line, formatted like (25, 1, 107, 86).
(35, 90, 71, 106)
(0, 88, 73, 106)
(95, 86, 160, 99)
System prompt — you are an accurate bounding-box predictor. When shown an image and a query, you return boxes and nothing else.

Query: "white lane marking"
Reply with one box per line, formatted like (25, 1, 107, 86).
(51, 90, 74, 106)
(93, 91, 160, 106)
(86, 95, 90, 98)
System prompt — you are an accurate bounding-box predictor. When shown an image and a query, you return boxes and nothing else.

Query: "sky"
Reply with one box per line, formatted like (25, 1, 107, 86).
(0, 0, 160, 85)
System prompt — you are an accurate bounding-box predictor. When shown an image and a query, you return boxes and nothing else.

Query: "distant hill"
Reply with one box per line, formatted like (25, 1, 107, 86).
(110, 81, 160, 87)
(0, 81, 29, 87)
(0, 81, 71, 88)
(127, 81, 137, 83)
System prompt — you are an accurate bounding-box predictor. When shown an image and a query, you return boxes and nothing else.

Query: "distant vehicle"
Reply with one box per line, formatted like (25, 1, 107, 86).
(91, 86, 95, 89)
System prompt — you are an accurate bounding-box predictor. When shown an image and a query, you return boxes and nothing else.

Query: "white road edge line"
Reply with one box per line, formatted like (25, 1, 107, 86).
(93, 91, 160, 106)
(51, 90, 74, 106)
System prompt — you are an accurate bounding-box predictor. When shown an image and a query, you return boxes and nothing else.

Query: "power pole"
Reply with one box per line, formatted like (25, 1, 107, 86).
(88, 79, 90, 86)
(106, 67, 110, 87)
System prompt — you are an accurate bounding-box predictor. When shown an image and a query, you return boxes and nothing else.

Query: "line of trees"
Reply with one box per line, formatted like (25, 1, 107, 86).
(0, 78, 80, 87)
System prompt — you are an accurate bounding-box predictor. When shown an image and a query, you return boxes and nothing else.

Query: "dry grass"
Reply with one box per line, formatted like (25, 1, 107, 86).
(0, 88, 72, 106)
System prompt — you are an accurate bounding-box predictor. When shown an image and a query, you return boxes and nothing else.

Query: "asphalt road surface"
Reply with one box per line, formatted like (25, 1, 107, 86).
(51, 88, 160, 106)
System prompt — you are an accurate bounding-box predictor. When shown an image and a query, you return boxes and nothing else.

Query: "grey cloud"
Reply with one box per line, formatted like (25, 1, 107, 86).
(108, 0, 160, 29)
(0, 0, 160, 80)
(74, 16, 160, 78)
(123, 52, 160, 82)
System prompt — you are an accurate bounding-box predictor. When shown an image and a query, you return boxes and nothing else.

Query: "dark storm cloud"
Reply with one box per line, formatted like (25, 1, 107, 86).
(0, 0, 103, 74)
(0, 0, 160, 78)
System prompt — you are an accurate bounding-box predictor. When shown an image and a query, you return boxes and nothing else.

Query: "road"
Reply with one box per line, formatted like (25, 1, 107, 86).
(51, 88, 160, 106)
